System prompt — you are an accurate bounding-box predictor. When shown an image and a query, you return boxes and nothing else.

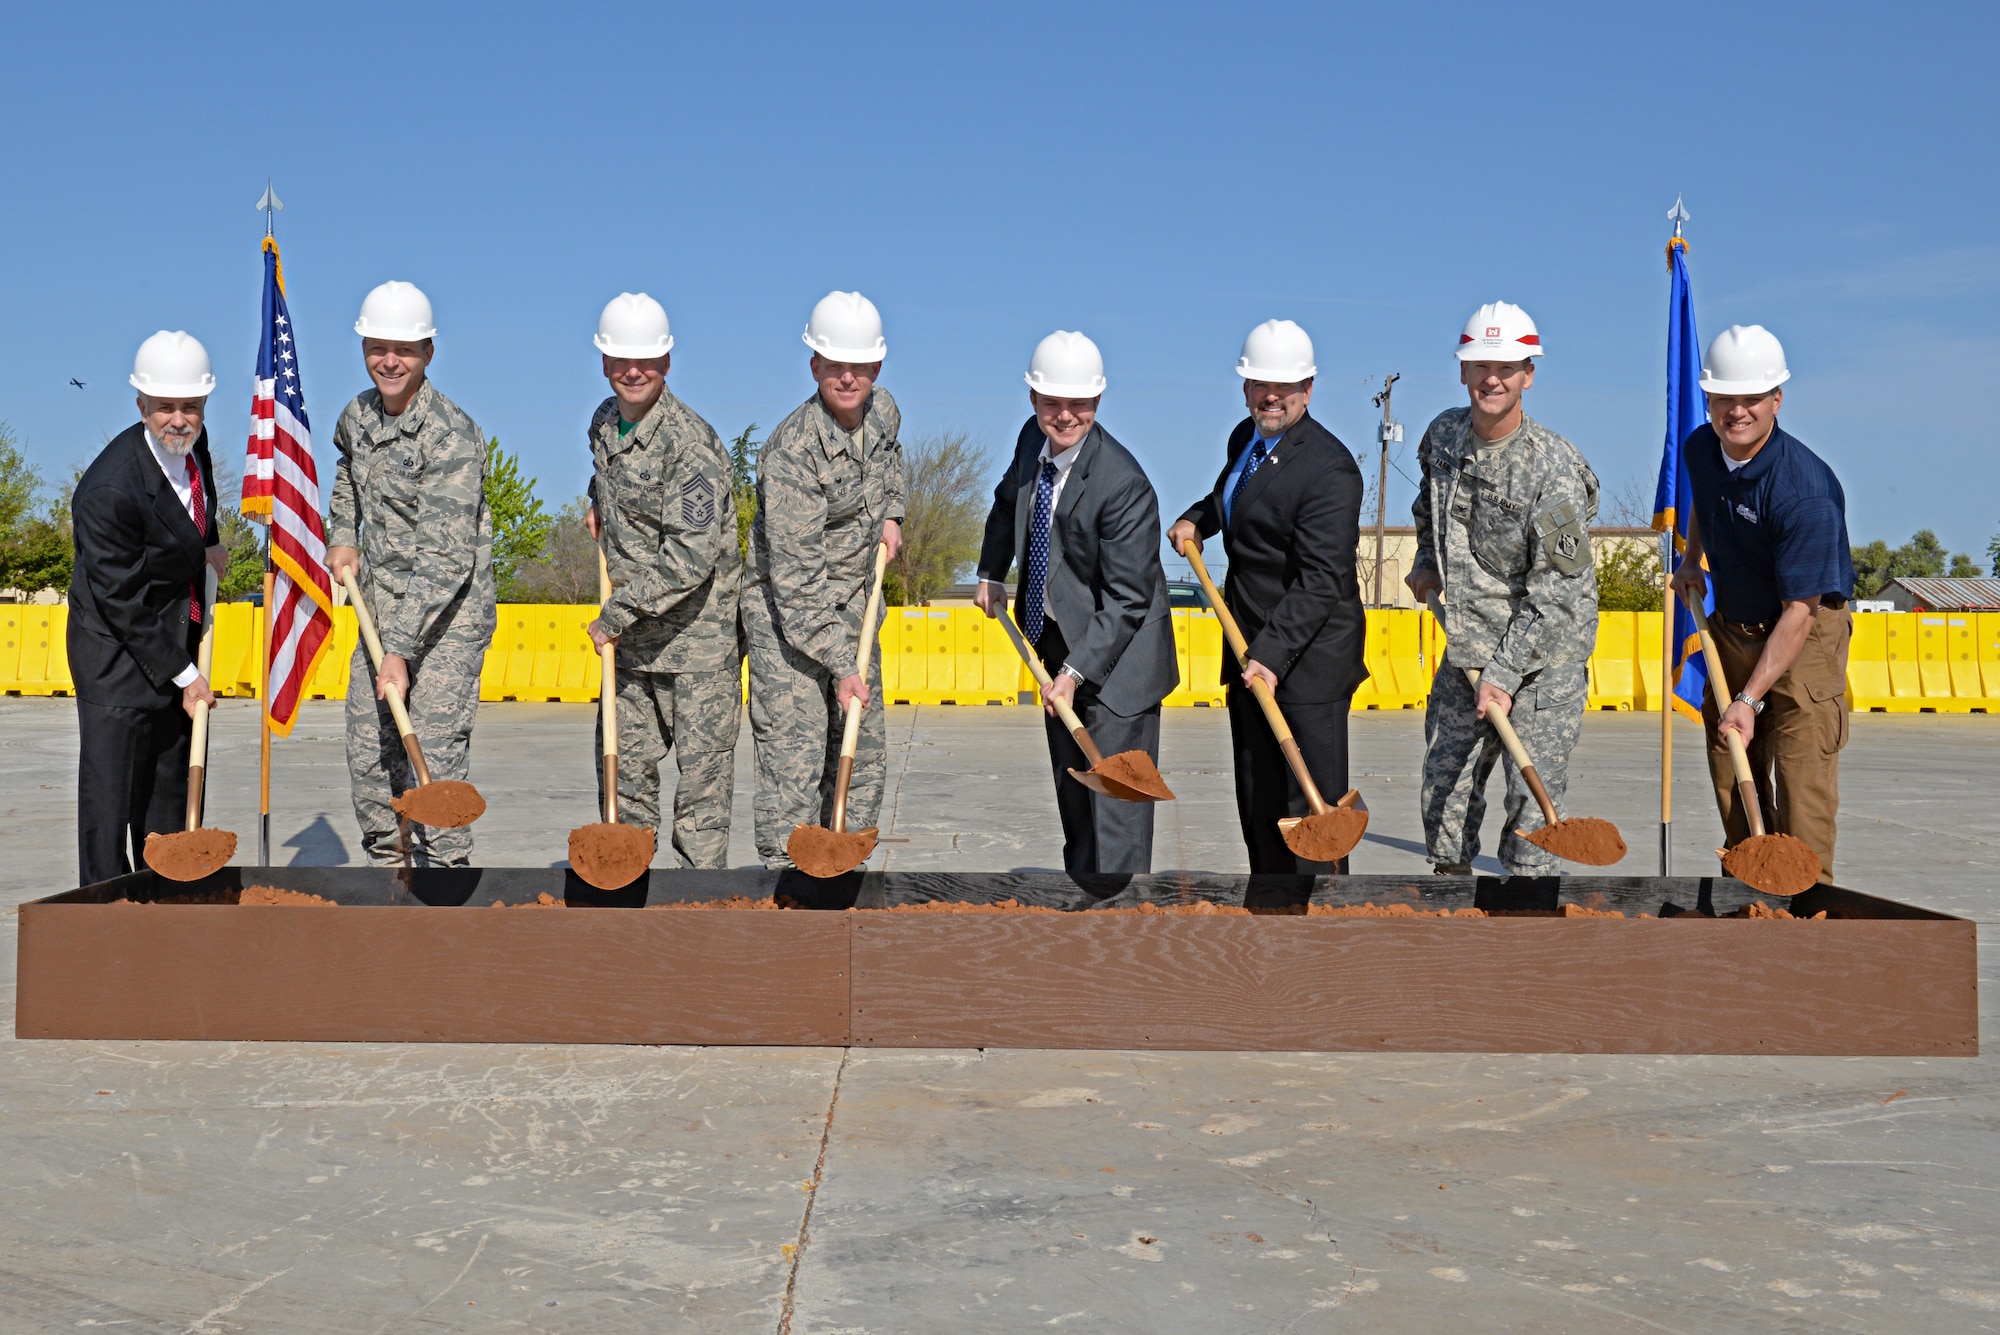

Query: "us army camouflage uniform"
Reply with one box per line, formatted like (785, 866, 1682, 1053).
(1411, 408, 1599, 874)
(743, 388, 905, 868)
(587, 389, 742, 869)
(328, 379, 496, 867)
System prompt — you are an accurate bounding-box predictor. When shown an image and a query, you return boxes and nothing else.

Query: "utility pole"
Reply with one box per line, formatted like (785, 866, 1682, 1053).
(1370, 373, 1402, 607)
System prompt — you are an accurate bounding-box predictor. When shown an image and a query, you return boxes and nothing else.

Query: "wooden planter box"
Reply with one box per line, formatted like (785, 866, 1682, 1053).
(15, 869, 1977, 1056)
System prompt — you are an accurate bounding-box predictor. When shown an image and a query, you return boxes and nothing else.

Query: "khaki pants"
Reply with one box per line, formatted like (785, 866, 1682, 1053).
(1702, 605, 1850, 883)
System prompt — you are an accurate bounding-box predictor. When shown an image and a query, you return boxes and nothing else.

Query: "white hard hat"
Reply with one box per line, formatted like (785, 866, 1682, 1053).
(354, 280, 437, 342)
(1024, 330, 1106, 398)
(1455, 301, 1544, 361)
(1700, 324, 1791, 395)
(594, 292, 674, 358)
(802, 290, 886, 363)
(1236, 319, 1317, 382)
(129, 330, 215, 398)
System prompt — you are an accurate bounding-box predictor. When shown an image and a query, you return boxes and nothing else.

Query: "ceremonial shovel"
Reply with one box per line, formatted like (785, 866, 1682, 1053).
(994, 605, 1174, 803)
(1425, 593, 1626, 867)
(1185, 548, 1367, 863)
(787, 542, 890, 879)
(143, 568, 238, 881)
(568, 547, 656, 889)
(1684, 596, 1821, 897)
(340, 568, 486, 829)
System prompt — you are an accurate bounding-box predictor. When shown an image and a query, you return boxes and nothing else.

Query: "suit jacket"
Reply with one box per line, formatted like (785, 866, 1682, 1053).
(1178, 411, 1366, 704)
(977, 419, 1178, 717)
(67, 423, 218, 709)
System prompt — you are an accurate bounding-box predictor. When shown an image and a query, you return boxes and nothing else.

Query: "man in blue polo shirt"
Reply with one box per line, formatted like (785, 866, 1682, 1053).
(1670, 325, 1854, 884)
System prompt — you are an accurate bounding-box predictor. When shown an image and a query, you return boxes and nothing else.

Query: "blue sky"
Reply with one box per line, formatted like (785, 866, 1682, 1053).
(3, 2, 1994, 569)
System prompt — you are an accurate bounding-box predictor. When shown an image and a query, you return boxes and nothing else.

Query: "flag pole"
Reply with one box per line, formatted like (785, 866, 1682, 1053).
(255, 181, 282, 867)
(1659, 196, 1690, 877)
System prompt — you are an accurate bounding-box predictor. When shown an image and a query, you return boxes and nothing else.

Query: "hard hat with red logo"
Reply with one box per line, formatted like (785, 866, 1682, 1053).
(1455, 301, 1544, 362)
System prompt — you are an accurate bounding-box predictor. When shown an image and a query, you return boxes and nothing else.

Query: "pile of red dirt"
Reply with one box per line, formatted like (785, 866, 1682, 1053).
(1090, 750, 1175, 800)
(141, 828, 237, 881)
(390, 779, 487, 828)
(648, 895, 791, 911)
(238, 885, 336, 907)
(568, 822, 655, 889)
(491, 892, 565, 908)
(1734, 901, 1829, 920)
(1721, 834, 1822, 897)
(786, 824, 878, 878)
(1521, 816, 1627, 866)
(1280, 808, 1369, 862)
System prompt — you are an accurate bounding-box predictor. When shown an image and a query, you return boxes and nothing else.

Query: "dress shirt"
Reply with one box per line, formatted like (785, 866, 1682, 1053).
(144, 429, 204, 689)
(984, 434, 1085, 679)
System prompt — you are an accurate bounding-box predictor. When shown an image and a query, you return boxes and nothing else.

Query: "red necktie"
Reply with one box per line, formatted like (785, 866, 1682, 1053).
(186, 454, 205, 625)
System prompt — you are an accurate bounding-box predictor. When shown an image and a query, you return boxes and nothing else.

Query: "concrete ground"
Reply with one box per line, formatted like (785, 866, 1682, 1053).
(0, 697, 1995, 1332)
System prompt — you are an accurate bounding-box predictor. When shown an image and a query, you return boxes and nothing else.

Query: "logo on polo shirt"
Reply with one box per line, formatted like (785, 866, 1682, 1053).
(1735, 502, 1759, 524)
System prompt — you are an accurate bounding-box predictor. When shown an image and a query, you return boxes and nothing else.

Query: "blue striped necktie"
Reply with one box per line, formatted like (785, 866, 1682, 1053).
(1229, 437, 1269, 522)
(1023, 459, 1058, 643)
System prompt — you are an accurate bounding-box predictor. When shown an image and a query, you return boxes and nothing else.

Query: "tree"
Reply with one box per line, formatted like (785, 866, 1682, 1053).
(484, 436, 553, 601)
(1989, 526, 2000, 578)
(0, 422, 41, 538)
(1595, 540, 1664, 612)
(888, 430, 990, 605)
(506, 497, 599, 603)
(1851, 529, 1964, 599)
(217, 509, 268, 601)
(728, 423, 759, 560)
(0, 464, 78, 596)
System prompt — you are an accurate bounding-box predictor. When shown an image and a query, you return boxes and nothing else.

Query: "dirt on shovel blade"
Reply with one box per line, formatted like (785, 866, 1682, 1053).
(1279, 806, 1369, 862)
(1521, 816, 1628, 866)
(787, 824, 879, 878)
(390, 780, 486, 828)
(142, 828, 238, 881)
(1722, 833, 1821, 897)
(568, 822, 656, 889)
(1092, 750, 1174, 801)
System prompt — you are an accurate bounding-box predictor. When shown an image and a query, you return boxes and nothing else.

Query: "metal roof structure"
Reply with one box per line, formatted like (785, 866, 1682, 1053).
(1881, 576, 2000, 611)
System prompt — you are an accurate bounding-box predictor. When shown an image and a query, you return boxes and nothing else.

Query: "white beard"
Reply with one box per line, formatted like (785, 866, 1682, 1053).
(157, 432, 196, 457)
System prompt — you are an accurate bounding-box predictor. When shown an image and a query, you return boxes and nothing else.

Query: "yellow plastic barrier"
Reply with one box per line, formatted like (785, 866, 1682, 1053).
(13, 603, 1994, 715)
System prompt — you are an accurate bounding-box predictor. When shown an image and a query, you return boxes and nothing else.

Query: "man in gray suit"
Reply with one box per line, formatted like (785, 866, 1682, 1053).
(975, 331, 1178, 873)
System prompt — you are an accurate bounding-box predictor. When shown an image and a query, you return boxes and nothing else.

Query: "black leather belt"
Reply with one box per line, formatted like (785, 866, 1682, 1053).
(1721, 595, 1847, 640)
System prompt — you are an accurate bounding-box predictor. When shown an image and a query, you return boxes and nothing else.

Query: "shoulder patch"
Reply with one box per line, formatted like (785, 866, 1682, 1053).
(1534, 498, 1592, 576)
(682, 474, 716, 528)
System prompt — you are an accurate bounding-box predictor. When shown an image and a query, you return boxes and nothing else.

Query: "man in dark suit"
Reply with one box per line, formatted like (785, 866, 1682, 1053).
(1169, 320, 1365, 873)
(975, 331, 1178, 874)
(68, 331, 228, 884)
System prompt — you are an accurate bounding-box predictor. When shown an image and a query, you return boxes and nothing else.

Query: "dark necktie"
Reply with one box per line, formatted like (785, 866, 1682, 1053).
(1228, 437, 1269, 522)
(1023, 459, 1058, 643)
(186, 453, 205, 625)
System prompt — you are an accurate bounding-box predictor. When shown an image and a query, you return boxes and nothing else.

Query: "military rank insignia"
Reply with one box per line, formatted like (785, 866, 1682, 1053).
(682, 475, 716, 528)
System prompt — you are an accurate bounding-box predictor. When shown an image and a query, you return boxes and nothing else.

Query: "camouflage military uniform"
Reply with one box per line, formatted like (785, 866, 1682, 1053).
(1411, 408, 1599, 874)
(587, 389, 742, 869)
(743, 388, 904, 868)
(328, 380, 496, 867)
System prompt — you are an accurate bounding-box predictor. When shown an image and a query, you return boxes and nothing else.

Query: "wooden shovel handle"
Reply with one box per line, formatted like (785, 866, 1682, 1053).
(1427, 592, 1560, 829)
(831, 542, 890, 834)
(184, 567, 218, 832)
(1187, 547, 1328, 815)
(1682, 595, 1767, 838)
(598, 546, 618, 824)
(994, 605, 1104, 766)
(341, 567, 431, 786)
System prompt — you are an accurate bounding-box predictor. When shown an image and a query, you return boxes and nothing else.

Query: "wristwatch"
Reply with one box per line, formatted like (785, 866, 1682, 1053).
(1732, 692, 1765, 715)
(1060, 664, 1087, 686)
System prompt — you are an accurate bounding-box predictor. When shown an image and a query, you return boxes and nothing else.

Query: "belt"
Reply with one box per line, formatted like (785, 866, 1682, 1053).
(1720, 596, 1847, 640)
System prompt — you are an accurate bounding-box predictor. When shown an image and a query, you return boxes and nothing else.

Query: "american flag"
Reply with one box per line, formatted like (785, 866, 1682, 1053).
(242, 236, 334, 736)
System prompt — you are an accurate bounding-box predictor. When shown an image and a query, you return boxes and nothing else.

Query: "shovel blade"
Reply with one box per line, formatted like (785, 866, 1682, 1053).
(788, 823, 879, 879)
(1519, 816, 1628, 867)
(1068, 768, 1162, 804)
(1088, 750, 1175, 801)
(1720, 832, 1821, 897)
(391, 779, 487, 829)
(568, 822, 657, 890)
(1277, 807, 1369, 863)
(142, 828, 238, 882)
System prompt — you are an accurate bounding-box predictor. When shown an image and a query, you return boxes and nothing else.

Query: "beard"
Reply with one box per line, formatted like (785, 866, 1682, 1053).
(156, 427, 197, 457)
